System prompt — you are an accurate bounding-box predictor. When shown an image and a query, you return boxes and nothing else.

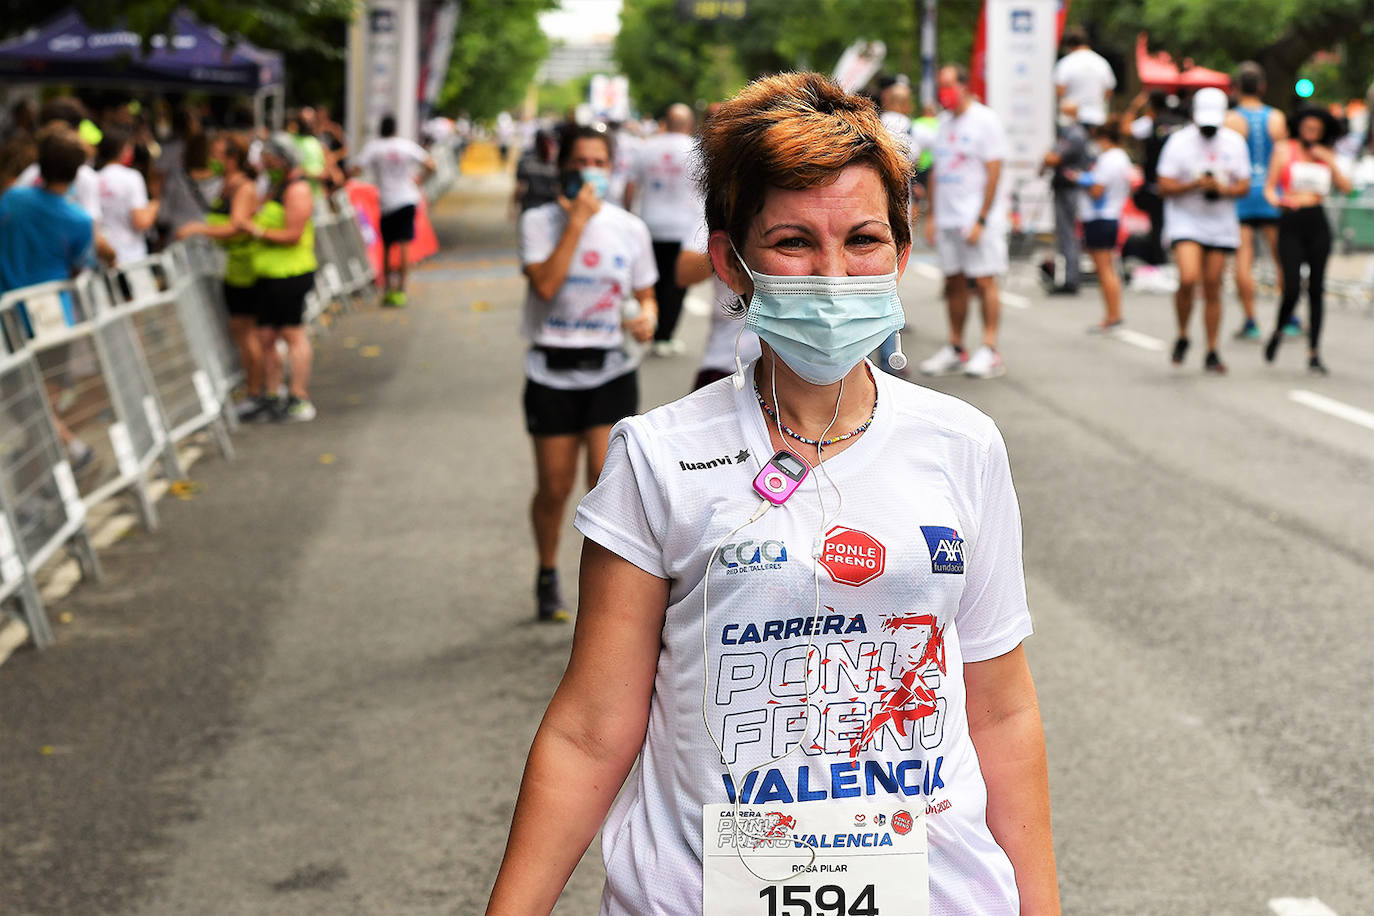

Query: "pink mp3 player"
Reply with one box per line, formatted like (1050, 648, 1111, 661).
(753, 448, 810, 506)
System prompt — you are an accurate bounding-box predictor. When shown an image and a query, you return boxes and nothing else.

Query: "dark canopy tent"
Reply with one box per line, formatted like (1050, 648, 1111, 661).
(0, 9, 284, 125)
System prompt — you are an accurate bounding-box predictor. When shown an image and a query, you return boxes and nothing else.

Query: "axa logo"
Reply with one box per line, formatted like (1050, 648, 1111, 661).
(717, 539, 787, 574)
(920, 526, 965, 575)
(678, 448, 749, 471)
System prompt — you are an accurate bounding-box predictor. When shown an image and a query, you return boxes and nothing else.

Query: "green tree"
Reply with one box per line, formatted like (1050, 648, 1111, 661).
(614, 0, 981, 117)
(440, 0, 555, 121)
(1072, 0, 1374, 106)
(613, 0, 744, 115)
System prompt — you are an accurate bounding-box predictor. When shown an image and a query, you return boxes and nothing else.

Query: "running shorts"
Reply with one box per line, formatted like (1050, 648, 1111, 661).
(380, 204, 418, 247)
(256, 273, 314, 328)
(1082, 219, 1120, 252)
(523, 370, 638, 436)
(937, 227, 1008, 278)
(224, 281, 257, 317)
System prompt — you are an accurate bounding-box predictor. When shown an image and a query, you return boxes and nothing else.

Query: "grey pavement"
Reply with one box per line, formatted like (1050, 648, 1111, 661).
(0, 172, 1371, 915)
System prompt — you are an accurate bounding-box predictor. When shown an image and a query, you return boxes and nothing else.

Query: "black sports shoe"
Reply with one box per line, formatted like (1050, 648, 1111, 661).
(1308, 355, 1329, 376)
(1204, 350, 1227, 374)
(1264, 334, 1281, 364)
(536, 568, 569, 622)
(1170, 337, 1189, 366)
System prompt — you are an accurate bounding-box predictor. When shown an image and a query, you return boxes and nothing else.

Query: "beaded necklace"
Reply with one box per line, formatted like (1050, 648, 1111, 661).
(754, 367, 878, 448)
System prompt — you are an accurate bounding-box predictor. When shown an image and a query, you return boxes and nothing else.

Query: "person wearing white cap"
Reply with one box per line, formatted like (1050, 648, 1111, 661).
(1156, 86, 1250, 373)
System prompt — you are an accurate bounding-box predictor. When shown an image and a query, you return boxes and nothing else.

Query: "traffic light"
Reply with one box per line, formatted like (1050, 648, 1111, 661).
(1295, 78, 1315, 98)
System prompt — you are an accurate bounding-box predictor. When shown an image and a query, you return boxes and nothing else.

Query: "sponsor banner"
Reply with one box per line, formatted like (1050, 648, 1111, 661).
(984, 0, 1058, 203)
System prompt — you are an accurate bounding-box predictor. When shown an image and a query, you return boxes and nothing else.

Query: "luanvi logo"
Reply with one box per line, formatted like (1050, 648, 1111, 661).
(679, 448, 750, 471)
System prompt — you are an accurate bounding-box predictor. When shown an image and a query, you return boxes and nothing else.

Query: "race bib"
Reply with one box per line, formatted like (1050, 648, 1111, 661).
(703, 801, 928, 916)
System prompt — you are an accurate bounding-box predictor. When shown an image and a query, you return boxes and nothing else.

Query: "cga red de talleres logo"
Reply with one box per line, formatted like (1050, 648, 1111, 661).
(818, 526, 885, 586)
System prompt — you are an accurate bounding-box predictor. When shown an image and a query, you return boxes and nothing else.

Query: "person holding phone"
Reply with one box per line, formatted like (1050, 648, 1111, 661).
(518, 124, 658, 622)
(1262, 108, 1350, 375)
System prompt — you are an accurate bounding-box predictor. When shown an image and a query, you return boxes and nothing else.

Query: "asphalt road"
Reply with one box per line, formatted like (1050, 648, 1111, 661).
(1, 172, 1371, 915)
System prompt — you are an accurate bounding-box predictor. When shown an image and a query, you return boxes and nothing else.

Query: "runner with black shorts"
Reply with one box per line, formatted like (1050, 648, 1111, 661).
(178, 133, 264, 417)
(518, 125, 658, 621)
(352, 114, 435, 307)
(1157, 88, 1250, 374)
(242, 134, 317, 421)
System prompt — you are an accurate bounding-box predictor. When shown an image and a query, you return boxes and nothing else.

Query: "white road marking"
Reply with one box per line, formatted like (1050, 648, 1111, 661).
(1001, 291, 1031, 310)
(1113, 329, 1167, 352)
(912, 263, 943, 281)
(1289, 389, 1374, 432)
(1268, 897, 1338, 916)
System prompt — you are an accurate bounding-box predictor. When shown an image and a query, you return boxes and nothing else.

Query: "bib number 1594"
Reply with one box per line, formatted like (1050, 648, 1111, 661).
(759, 884, 878, 916)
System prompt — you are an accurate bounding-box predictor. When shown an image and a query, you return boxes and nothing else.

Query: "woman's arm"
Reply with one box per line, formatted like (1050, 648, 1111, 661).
(965, 645, 1060, 915)
(1264, 142, 1289, 209)
(624, 286, 658, 343)
(525, 182, 600, 301)
(251, 182, 313, 246)
(179, 180, 259, 241)
(486, 540, 669, 915)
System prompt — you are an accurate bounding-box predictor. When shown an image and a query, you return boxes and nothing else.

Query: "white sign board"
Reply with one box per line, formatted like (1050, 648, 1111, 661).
(589, 74, 631, 123)
(832, 41, 886, 94)
(984, 0, 1057, 228)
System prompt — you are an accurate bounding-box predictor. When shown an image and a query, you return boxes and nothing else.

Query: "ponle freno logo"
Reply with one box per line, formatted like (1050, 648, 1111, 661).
(892, 809, 913, 835)
(582, 250, 600, 267)
(818, 526, 885, 587)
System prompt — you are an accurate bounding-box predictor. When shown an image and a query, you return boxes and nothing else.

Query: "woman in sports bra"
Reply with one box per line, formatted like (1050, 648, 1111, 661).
(1263, 108, 1350, 375)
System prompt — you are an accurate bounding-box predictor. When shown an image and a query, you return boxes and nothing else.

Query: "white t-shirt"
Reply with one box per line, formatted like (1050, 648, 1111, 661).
(880, 110, 917, 163)
(1157, 124, 1250, 248)
(684, 215, 761, 375)
(20, 162, 102, 225)
(608, 130, 641, 209)
(96, 163, 151, 266)
(574, 366, 1033, 916)
(1078, 146, 1134, 222)
(632, 131, 703, 243)
(354, 137, 429, 214)
(932, 103, 1008, 233)
(1053, 48, 1117, 127)
(518, 201, 658, 389)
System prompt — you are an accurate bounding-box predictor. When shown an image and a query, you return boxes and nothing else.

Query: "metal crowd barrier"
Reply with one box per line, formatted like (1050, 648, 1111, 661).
(107, 257, 235, 463)
(0, 283, 105, 647)
(0, 205, 378, 651)
(161, 241, 243, 428)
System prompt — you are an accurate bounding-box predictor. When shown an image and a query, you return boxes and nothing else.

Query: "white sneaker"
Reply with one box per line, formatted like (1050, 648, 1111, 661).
(964, 346, 1006, 379)
(651, 340, 677, 357)
(919, 344, 967, 376)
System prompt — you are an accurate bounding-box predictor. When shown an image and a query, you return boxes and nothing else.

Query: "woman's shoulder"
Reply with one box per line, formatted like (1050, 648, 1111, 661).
(615, 378, 743, 452)
(881, 372, 1001, 449)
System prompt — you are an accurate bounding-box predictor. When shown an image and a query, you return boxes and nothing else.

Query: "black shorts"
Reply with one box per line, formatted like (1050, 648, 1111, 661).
(1082, 219, 1120, 251)
(1171, 239, 1236, 255)
(224, 282, 257, 317)
(380, 204, 417, 246)
(523, 371, 637, 436)
(256, 273, 314, 328)
(1240, 216, 1279, 229)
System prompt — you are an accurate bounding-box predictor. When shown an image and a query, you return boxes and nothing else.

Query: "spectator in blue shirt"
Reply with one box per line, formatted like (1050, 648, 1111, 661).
(0, 124, 99, 471)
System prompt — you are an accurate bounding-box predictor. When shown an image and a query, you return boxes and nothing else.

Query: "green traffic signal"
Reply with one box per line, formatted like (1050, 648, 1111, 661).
(1295, 78, 1315, 98)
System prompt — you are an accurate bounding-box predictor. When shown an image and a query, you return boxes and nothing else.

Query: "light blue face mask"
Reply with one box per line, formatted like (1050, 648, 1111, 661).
(732, 242, 905, 386)
(580, 167, 611, 200)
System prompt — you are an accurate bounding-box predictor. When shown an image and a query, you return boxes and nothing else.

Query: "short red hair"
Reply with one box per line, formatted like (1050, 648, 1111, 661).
(700, 72, 912, 252)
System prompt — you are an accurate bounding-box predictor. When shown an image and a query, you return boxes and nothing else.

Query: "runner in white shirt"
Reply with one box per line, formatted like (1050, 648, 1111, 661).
(625, 103, 703, 356)
(1052, 29, 1116, 127)
(351, 115, 436, 306)
(488, 71, 1058, 916)
(519, 125, 658, 622)
(1157, 87, 1250, 373)
(1073, 123, 1133, 332)
(677, 213, 762, 391)
(94, 129, 158, 267)
(920, 64, 1010, 380)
